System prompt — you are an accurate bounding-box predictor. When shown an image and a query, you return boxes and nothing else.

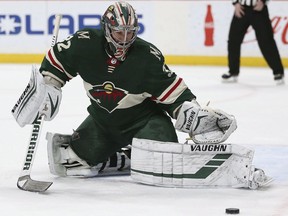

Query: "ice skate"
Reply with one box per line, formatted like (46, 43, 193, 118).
(274, 74, 285, 85)
(248, 166, 273, 189)
(222, 73, 238, 83)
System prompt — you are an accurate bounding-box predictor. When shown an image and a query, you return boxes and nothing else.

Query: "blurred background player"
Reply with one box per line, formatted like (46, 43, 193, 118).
(222, 0, 285, 85)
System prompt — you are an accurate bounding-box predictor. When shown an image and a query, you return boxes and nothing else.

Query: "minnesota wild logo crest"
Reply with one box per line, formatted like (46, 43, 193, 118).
(88, 81, 128, 113)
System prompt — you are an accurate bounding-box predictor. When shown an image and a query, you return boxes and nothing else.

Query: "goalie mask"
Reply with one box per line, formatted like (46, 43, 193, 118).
(101, 1, 139, 61)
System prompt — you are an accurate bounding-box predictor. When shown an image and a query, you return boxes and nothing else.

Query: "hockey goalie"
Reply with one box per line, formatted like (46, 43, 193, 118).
(12, 1, 272, 189)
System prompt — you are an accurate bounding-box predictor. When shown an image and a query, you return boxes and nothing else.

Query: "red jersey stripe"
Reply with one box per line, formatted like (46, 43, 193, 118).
(160, 78, 183, 102)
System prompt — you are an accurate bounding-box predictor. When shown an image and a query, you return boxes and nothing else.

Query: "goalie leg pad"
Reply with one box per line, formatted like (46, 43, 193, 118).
(46, 132, 131, 177)
(131, 138, 272, 189)
(46, 132, 93, 177)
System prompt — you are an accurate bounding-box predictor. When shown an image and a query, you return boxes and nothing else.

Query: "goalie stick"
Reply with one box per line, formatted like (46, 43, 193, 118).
(17, 14, 62, 192)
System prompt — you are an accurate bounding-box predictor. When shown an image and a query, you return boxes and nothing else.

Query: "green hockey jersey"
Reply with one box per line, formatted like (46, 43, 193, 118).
(40, 28, 195, 127)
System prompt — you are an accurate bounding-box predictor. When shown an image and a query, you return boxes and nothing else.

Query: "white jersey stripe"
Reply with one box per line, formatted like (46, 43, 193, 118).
(156, 77, 188, 104)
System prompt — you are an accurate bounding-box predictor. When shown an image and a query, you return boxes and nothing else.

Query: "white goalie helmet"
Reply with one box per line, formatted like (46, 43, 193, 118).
(101, 1, 139, 61)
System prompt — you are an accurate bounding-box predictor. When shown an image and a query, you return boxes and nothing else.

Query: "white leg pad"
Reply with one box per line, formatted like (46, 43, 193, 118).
(46, 132, 97, 177)
(46, 132, 70, 176)
(46, 132, 131, 177)
(131, 138, 272, 189)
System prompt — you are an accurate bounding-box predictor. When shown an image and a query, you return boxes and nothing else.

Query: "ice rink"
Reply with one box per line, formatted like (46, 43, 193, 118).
(1, 64, 287, 216)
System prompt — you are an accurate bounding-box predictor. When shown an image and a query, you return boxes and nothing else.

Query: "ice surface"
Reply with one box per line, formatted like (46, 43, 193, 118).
(0, 64, 287, 216)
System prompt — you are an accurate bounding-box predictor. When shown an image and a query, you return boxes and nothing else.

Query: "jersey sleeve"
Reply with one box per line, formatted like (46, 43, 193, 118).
(39, 32, 80, 84)
(142, 44, 196, 119)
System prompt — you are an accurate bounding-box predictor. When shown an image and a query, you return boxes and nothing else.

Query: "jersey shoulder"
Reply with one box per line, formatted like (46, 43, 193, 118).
(72, 28, 105, 45)
(76, 28, 104, 38)
(132, 37, 164, 63)
(67, 28, 106, 60)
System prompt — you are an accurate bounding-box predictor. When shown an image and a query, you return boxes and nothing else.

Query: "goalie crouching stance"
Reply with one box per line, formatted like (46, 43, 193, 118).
(12, 1, 271, 189)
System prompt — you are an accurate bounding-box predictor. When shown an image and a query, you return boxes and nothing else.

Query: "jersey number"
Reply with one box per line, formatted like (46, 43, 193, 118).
(57, 35, 73, 52)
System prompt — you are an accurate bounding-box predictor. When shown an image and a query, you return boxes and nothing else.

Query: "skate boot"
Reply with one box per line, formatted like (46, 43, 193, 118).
(97, 145, 131, 177)
(248, 166, 273, 189)
(274, 74, 285, 85)
(222, 73, 238, 83)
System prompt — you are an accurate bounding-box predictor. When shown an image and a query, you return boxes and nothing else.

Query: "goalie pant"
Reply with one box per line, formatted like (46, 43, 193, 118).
(130, 138, 272, 189)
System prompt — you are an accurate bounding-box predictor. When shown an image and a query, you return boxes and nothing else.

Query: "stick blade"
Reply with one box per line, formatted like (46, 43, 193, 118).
(17, 175, 53, 192)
